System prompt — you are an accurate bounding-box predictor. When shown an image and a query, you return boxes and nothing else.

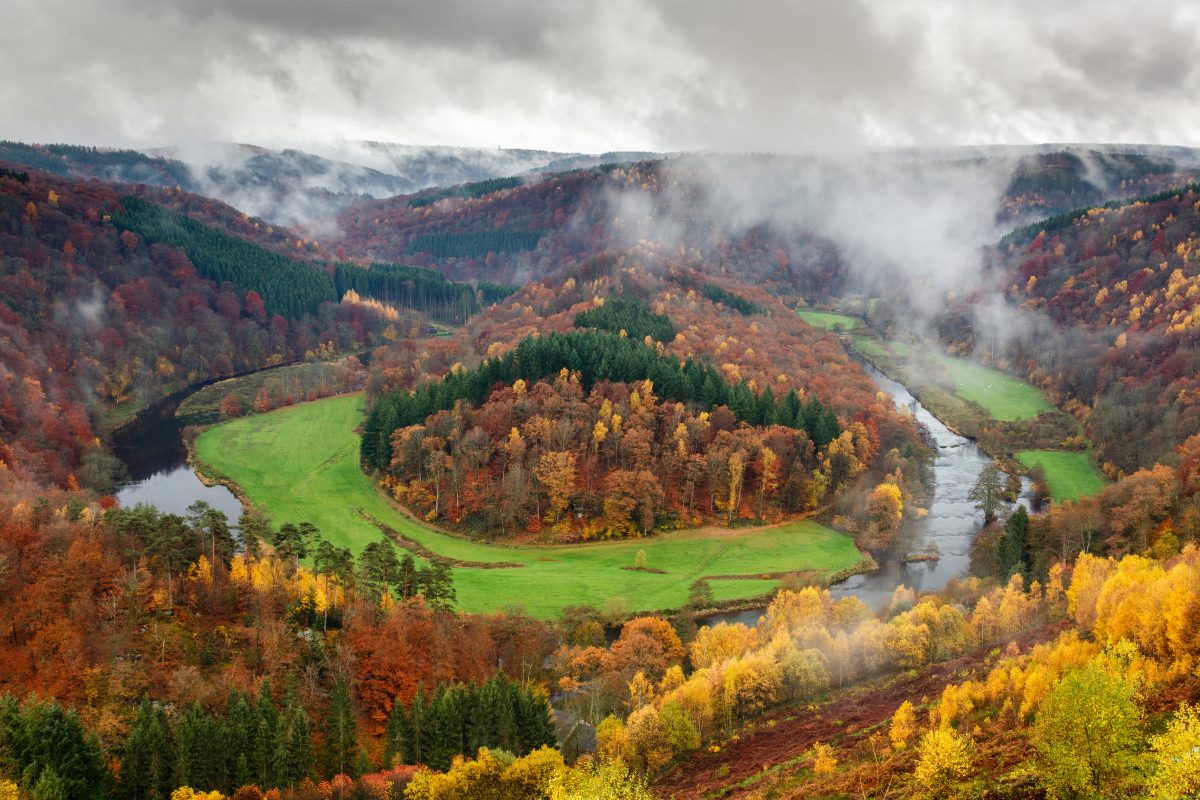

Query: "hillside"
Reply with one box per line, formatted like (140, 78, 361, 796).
(351, 243, 931, 560)
(976, 182, 1200, 474)
(7, 145, 1200, 800)
(0, 164, 396, 488)
(997, 147, 1194, 224)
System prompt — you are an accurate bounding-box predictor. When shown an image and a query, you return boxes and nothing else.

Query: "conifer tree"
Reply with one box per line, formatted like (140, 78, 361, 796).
(384, 698, 410, 766)
(173, 704, 213, 791)
(322, 676, 358, 777)
(252, 681, 279, 788)
(120, 700, 174, 800)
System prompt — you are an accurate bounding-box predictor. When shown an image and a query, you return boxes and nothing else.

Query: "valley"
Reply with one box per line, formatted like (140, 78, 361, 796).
(815, 312, 1109, 503)
(2, 134, 1197, 800)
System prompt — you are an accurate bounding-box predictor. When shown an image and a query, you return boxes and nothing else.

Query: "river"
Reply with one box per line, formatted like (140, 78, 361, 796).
(700, 360, 1030, 626)
(112, 384, 242, 521)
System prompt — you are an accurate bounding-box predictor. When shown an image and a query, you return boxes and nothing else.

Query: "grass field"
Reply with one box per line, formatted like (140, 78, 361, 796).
(195, 394, 865, 617)
(929, 355, 1054, 421)
(796, 309, 861, 331)
(1016, 450, 1106, 502)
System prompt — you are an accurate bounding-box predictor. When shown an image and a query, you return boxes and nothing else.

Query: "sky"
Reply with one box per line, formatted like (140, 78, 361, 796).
(6, 0, 1200, 153)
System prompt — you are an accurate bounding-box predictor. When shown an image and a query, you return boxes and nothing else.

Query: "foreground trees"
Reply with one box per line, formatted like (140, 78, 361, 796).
(1034, 649, 1144, 799)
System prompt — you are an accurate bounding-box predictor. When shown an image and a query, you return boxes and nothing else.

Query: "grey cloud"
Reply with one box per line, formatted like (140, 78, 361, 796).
(3, 0, 1200, 152)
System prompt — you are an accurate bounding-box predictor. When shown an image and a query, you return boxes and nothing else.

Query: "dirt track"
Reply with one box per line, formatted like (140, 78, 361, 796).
(654, 622, 1068, 799)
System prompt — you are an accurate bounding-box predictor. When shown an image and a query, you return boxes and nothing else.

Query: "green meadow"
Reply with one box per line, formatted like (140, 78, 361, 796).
(1016, 450, 1106, 502)
(796, 309, 862, 331)
(195, 394, 866, 617)
(929, 354, 1055, 421)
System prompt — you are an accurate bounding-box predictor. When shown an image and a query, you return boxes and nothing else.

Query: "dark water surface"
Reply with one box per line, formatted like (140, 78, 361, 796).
(112, 383, 241, 520)
(700, 360, 1029, 627)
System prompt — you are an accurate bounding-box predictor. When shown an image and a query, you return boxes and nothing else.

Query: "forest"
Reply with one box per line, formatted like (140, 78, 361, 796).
(10, 138, 1200, 800)
(113, 196, 338, 319)
(333, 262, 515, 325)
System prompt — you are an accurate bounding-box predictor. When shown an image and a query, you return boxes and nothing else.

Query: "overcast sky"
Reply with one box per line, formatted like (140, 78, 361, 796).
(6, 0, 1200, 153)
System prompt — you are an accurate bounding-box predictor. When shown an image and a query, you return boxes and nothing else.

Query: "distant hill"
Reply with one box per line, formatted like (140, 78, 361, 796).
(0, 140, 657, 228)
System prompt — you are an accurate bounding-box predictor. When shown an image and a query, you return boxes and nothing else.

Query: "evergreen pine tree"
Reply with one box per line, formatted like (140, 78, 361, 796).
(252, 681, 279, 788)
(383, 698, 410, 766)
(173, 704, 213, 791)
(276, 702, 312, 787)
(408, 687, 428, 765)
(224, 692, 255, 791)
(322, 676, 358, 777)
(999, 506, 1030, 579)
(352, 746, 372, 779)
(120, 699, 174, 800)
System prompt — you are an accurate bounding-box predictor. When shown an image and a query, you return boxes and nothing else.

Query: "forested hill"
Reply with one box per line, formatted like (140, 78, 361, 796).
(0, 140, 653, 227)
(997, 147, 1193, 224)
(110, 194, 517, 324)
(0, 165, 402, 489)
(113, 195, 338, 319)
(324, 148, 1199, 308)
(967, 182, 1200, 474)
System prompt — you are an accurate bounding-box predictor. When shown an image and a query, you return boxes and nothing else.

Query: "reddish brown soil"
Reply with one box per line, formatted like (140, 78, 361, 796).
(654, 622, 1069, 799)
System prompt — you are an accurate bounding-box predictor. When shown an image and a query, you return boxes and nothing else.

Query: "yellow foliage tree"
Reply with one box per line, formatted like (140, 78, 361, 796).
(171, 789, 226, 800)
(811, 741, 838, 776)
(546, 756, 655, 800)
(890, 700, 916, 750)
(1034, 651, 1143, 800)
(689, 622, 756, 670)
(623, 705, 673, 774)
(405, 746, 565, 800)
(534, 451, 577, 527)
(1148, 703, 1200, 800)
(721, 653, 783, 723)
(914, 728, 975, 796)
(596, 716, 629, 762)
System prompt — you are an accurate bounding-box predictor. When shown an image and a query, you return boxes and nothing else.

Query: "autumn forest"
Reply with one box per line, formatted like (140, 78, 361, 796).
(6, 114, 1200, 800)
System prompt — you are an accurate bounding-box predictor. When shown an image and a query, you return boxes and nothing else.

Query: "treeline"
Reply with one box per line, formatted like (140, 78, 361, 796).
(114, 196, 337, 318)
(121, 681, 315, 798)
(407, 177, 524, 208)
(361, 331, 840, 471)
(384, 674, 556, 772)
(406, 230, 542, 259)
(334, 262, 516, 324)
(573, 296, 676, 342)
(0, 140, 194, 186)
(109, 502, 456, 613)
(702, 284, 763, 315)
